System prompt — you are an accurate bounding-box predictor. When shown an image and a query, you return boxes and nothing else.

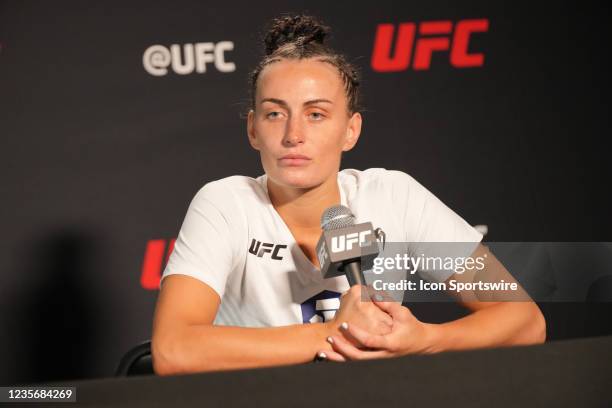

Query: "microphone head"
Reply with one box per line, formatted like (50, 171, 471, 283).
(320, 205, 355, 230)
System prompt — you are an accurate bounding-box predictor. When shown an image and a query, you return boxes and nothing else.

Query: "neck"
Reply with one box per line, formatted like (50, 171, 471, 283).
(267, 175, 340, 230)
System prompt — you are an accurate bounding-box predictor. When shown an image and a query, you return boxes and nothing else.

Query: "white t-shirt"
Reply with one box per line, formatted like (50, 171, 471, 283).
(161, 168, 483, 327)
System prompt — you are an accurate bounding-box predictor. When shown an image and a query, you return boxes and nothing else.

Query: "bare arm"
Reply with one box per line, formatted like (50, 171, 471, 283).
(428, 301, 545, 352)
(429, 243, 546, 351)
(321, 243, 546, 361)
(152, 275, 392, 375)
(152, 275, 329, 375)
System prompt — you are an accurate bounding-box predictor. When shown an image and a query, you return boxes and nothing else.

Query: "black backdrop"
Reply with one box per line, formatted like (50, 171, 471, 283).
(1, 0, 610, 385)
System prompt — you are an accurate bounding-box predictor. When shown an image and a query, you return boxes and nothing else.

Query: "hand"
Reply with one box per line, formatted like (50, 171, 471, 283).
(320, 298, 438, 362)
(324, 285, 393, 342)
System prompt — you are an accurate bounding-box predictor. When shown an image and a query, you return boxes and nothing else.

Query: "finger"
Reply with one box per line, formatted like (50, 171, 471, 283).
(366, 286, 395, 302)
(379, 312, 394, 328)
(317, 349, 346, 362)
(372, 299, 405, 318)
(364, 284, 377, 300)
(330, 335, 390, 360)
(342, 322, 389, 350)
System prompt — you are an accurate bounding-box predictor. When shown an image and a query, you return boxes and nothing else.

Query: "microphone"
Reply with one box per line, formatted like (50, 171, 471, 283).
(316, 205, 381, 286)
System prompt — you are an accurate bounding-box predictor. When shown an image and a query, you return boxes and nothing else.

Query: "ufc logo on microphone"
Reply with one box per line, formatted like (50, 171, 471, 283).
(248, 238, 287, 260)
(371, 18, 489, 72)
(331, 231, 372, 253)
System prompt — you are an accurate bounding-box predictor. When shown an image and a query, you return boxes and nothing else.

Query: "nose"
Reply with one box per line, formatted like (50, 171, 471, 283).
(282, 114, 305, 146)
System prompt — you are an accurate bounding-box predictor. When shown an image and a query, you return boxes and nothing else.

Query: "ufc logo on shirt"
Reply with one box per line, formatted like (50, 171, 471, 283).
(248, 238, 287, 260)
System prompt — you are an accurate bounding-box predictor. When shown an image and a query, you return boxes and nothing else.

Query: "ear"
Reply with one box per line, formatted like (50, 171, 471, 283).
(247, 109, 260, 151)
(342, 112, 362, 152)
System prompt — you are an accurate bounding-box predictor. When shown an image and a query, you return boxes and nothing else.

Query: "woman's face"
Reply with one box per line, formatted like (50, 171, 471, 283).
(247, 58, 361, 190)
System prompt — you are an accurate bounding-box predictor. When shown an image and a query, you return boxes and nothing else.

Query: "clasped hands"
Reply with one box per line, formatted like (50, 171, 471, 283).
(318, 285, 438, 362)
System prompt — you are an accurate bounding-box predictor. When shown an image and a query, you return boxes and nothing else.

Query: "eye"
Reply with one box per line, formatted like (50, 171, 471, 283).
(309, 112, 325, 120)
(266, 111, 283, 119)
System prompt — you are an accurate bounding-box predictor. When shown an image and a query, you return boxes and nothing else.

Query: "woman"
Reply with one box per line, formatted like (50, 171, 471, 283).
(152, 14, 545, 375)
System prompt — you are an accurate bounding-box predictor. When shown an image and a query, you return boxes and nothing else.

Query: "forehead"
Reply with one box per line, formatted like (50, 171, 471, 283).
(256, 58, 345, 103)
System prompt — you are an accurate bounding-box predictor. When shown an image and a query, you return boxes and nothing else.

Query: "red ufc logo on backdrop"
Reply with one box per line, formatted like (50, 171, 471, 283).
(371, 18, 489, 72)
(140, 239, 176, 290)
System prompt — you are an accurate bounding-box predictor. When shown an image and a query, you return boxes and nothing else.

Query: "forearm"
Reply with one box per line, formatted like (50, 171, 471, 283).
(153, 322, 332, 375)
(426, 302, 546, 353)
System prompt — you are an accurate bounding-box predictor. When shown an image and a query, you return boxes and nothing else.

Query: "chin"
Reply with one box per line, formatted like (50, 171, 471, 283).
(270, 168, 322, 189)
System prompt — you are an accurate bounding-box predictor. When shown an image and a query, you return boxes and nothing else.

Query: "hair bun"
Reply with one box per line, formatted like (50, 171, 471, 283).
(264, 14, 330, 55)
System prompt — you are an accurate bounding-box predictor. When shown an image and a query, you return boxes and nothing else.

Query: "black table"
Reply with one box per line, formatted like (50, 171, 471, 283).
(50, 335, 612, 407)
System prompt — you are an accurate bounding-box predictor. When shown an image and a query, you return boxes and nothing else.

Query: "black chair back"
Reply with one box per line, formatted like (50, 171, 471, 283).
(115, 340, 154, 376)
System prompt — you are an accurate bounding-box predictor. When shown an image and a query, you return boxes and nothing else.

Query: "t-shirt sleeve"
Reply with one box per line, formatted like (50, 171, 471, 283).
(387, 169, 484, 282)
(160, 182, 241, 298)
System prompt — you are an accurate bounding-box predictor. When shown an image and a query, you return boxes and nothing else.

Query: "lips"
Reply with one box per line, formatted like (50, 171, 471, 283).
(278, 154, 311, 166)
(281, 154, 310, 160)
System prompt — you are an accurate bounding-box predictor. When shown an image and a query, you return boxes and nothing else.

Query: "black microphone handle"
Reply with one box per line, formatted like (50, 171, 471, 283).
(342, 260, 365, 287)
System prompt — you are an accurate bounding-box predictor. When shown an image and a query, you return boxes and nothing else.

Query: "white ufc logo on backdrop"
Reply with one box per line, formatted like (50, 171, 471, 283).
(142, 42, 236, 76)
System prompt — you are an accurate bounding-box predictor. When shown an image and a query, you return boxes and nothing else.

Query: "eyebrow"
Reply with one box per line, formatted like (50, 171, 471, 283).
(260, 98, 333, 107)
